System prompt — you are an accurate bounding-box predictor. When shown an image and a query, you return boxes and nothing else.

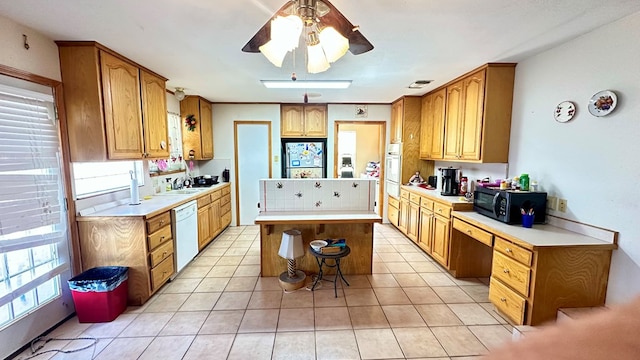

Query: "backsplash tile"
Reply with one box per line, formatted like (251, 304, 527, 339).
(259, 179, 376, 212)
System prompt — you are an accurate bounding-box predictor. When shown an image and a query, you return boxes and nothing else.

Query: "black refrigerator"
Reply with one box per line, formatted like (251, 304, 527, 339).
(281, 138, 327, 178)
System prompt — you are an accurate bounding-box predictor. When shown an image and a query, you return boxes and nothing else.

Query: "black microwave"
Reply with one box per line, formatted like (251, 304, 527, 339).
(473, 187, 547, 224)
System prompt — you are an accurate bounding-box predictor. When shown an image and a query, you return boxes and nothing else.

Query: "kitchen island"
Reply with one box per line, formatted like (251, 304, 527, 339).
(255, 211, 382, 276)
(255, 178, 381, 277)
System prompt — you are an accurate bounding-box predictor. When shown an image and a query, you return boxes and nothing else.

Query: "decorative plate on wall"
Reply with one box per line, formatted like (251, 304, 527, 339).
(554, 101, 576, 123)
(588, 90, 617, 117)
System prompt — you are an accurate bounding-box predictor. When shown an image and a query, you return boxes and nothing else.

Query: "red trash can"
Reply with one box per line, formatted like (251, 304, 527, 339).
(68, 266, 128, 323)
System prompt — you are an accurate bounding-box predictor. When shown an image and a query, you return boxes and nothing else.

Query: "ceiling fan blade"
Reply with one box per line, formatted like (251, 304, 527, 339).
(242, 1, 296, 53)
(348, 30, 374, 55)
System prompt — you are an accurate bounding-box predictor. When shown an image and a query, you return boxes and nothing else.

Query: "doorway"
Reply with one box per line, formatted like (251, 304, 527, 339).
(334, 121, 386, 216)
(234, 121, 272, 225)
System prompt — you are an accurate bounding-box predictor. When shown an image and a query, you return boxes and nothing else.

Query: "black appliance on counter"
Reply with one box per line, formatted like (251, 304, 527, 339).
(193, 175, 219, 187)
(474, 186, 547, 224)
(222, 168, 230, 182)
(440, 167, 459, 196)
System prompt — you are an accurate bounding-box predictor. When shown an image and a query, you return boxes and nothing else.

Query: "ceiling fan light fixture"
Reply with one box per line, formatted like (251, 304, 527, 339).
(319, 26, 349, 63)
(259, 40, 289, 67)
(271, 15, 303, 51)
(307, 39, 330, 73)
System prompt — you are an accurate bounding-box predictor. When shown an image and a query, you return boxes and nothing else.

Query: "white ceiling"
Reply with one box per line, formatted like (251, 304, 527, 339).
(1, 0, 639, 104)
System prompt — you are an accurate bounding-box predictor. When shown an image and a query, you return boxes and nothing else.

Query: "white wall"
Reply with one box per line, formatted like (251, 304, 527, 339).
(509, 11, 640, 305)
(0, 14, 60, 81)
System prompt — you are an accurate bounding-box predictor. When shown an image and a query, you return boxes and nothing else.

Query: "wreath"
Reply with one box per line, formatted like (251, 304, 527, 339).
(185, 114, 197, 132)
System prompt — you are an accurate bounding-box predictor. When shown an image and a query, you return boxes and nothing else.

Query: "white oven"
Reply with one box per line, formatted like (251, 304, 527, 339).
(385, 143, 401, 198)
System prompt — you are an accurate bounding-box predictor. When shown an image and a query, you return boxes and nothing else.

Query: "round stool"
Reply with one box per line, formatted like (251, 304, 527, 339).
(309, 245, 351, 298)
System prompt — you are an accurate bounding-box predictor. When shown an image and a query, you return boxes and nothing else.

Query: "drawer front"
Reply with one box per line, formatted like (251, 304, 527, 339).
(400, 190, 409, 199)
(409, 193, 421, 205)
(489, 277, 526, 325)
(197, 194, 212, 208)
(146, 212, 170, 234)
(492, 251, 531, 297)
(388, 196, 399, 209)
(494, 237, 533, 266)
(221, 194, 231, 206)
(149, 239, 174, 268)
(433, 202, 451, 218)
(147, 225, 172, 251)
(150, 255, 174, 291)
(420, 197, 434, 210)
(221, 202, 231, 215)
(452, 218, 493, 247)
(221, 186, 230, 196)
(221, 212, 231, 227)
(211, 190, 222, 201)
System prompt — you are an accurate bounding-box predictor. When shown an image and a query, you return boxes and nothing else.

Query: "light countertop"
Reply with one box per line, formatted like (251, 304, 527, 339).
(452, 211, 616, 250)
(255, 210, 382, 224)
(77, 183, 230, 220)
(400, 185, 474, 208)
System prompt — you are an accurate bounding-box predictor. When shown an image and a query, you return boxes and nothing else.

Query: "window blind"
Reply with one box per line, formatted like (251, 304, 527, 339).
(0, 87, 68, 313)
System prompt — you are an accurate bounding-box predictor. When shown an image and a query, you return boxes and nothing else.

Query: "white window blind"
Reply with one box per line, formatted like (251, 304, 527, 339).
(72, 160, 144, 198)
(0, 86, 68, 328)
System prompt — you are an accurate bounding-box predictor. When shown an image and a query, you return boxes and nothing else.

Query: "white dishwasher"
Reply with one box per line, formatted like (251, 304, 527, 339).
(171, 200, 198, 273)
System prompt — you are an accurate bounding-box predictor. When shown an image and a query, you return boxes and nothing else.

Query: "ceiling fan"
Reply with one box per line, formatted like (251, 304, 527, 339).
(242, 0, 374, 73)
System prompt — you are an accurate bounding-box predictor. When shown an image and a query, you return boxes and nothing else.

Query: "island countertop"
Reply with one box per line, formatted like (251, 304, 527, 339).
(254, 210, 382, 224)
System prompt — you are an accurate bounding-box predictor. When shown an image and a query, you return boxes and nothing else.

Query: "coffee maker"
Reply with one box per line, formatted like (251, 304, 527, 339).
(440, 167, 459, 196)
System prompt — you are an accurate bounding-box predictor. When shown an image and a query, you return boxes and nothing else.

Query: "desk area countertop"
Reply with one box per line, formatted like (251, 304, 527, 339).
(77, 183, 230, 220)
(254, 210, 382, 224)
(451, 211, 616, 250)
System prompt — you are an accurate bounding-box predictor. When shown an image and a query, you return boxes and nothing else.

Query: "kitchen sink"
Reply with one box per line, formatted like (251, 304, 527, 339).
(156, 189, 205, 195)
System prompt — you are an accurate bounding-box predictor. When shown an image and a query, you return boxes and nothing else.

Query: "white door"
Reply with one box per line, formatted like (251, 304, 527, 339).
(235, 122, 271, 225)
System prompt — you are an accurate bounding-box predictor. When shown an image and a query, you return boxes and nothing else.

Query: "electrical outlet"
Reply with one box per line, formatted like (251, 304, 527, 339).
(558, 199, 567, 212)
(547, 196, 557, 211)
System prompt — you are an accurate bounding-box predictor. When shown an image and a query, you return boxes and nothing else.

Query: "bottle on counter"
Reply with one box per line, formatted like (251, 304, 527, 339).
(511, 177, 520, 190)
(520, 174, 530, 191)
(459, 176, 468, 195)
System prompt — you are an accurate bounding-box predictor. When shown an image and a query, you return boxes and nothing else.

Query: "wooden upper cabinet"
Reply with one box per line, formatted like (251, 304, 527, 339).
(57, 41, 168, 161)
(441, 64, 515, 163)
(200, 100, 214, 159)
(141, 70, 169, 159)
(280, 104, 327, 137)
(181, 96, 213, 160)
(419, 88, 446, 160)
(390, 100, 403, 144)
(304, 105, 327, 137)
(444, 80, 464, 160)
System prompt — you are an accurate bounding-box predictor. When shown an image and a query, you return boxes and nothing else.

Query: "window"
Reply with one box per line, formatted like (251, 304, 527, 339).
(0, 83, 69, 329)
(72, 160, 144, 198)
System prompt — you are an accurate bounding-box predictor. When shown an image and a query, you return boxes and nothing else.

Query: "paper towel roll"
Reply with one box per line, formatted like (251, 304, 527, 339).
(129, 178, 141, 205)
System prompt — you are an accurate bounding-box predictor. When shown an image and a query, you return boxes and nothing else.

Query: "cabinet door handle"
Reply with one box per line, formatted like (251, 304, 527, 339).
(160, 236, 165, 241)
(503, 268, 510, 274)
(500, 297, 507, 302)
(505, 248, 512, 253)
(163, 251, 167, 257)
(438, 209, 442, 213)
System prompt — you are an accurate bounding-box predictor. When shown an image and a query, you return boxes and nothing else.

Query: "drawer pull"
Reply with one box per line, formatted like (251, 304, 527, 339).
(160, 220, 165, 225)
(160, 236, 165, 241)
(503, 268, 510, 274)
(163, 251, 167, 256)
(505, 248, 512, 253)
(466, 229, 472, 234)
(500, 297, 507, 302)
(438, 209, 442, 213)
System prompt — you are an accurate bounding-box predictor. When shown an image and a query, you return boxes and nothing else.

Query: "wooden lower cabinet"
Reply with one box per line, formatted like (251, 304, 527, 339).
(77, 211, 175, 305)
(398, 197, 409, 234)
(196, 184, 232, 250)
(388, 196, 400, 226)
(418, 207, 433, 253)
(406, 202, 420, 243)
(431, 214, 450, 267)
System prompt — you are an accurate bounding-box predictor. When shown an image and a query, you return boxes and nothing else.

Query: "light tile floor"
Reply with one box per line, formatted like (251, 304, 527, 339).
(16, 224, 513, 360)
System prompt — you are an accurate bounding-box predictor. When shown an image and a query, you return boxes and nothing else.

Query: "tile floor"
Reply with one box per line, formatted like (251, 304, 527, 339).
(17, 224, 514, 360)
